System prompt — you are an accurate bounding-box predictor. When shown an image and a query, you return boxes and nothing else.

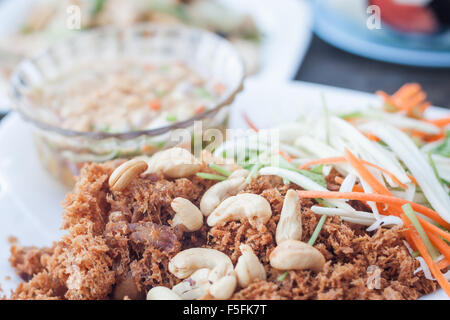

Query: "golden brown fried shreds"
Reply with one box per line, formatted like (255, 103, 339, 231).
(231, 225, 437, 300)
(9, 245, 54, 281)
(9, 162, 437, 300)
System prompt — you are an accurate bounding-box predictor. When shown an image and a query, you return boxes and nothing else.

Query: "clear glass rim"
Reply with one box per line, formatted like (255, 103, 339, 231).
(10, 23, 245, 140)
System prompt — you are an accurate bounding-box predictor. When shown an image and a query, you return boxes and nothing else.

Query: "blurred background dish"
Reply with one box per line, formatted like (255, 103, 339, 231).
(0, 0, 261, 74)
(313, 0, 450, 67)
(11, 24, 244, 186)
(0, 0, 313, 113)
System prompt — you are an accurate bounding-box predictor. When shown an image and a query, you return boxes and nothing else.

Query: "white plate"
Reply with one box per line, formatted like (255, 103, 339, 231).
(0, 0, 313, 113)
(0, 80, 447, 300)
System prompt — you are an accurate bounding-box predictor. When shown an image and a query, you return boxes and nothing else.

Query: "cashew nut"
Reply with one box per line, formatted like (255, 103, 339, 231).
(228, 169, 250, 180)
(276, 189, 302, 244)
(208, 275, 237, 300)
(109, 159, 148, 191)
(207, 193, 272, 227)
(172, 268, 211, 300)
(269, 239, 325, 272)
(169, 248, 236, 300)
(234, 244, 266, 288)
(171, 197, 203, 232)
(169, 248, 234, 279)
(146, 286, 182, 300)
(147, 147, 201, 178)
(200, 174, 248, 217)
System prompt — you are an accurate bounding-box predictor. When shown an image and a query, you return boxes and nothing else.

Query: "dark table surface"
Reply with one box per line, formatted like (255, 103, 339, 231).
(296, 35, 450, 109)
(1, 34, 449, 122)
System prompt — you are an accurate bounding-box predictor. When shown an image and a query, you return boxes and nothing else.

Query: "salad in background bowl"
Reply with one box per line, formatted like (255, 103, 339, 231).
(10, 23, 245, 186)
(0, 0, 261, 76)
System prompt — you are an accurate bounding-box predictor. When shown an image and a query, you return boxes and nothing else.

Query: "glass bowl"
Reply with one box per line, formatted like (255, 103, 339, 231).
(10, 23, 245, 186)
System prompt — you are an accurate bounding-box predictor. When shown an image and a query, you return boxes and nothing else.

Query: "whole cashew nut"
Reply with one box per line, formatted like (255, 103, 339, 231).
(234, 244, 266, 288)
(276, 189, 302, 244)
(207, 193, 272, 227)
(171, 197, 203, 232)
(269, 239, 325, 272)
(200, 174, 248, 217)
(147, 147, 201, 178)
(109, 159, 148, 191)
(146, 286, 182, 300)
(169, 248, 234, 279)
(169, 248, 236, 300)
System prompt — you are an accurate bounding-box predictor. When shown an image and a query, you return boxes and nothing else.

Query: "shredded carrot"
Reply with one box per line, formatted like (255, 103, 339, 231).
(296, 190, 450, 230)
(279, 150, 292, 163)
(148, 99, 161, 111)
(344, 149, 391, 196)
(361, 161, 408, 189)
(409, 129, 445, 143)
(214, 83, 225, 95)
(428, 232, 450, 263)
(437, 259, 449, 270)
(242, 113, 259, 132)
(418, 102, 431, 113)
(401, 212, 450, 297)
(299, 157, 345, 169)
(353, 185, 365, 193)
(392, 83, 421, 102)
(363, 132, 380, 142)
(345, 149, 408, 218)
(420, 218, 450, 243)
(376, 90, 398, 111)
(427, 117, 450, 128)
(424, 132, 445, 143)
(299, 156, 408, 189)
(407, 174, 418, 185)
(404, 232, 418, 252)
(402, 91, 426, 113)
(377, 83, 430, 117)
(195, 105, 206, 115)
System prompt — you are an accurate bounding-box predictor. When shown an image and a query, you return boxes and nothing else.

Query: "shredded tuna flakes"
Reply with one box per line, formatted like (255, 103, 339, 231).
(6, 162, 439, 300)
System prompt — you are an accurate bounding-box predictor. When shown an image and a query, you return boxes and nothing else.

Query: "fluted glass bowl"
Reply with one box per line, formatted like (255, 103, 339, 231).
(10, 23, 245, 186)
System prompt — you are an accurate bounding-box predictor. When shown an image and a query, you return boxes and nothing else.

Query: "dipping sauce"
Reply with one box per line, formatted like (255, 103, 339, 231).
(28, 60, 223, 133)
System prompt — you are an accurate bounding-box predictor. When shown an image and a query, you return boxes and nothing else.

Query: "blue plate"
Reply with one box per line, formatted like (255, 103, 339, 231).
(313, 0, 450, 67)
